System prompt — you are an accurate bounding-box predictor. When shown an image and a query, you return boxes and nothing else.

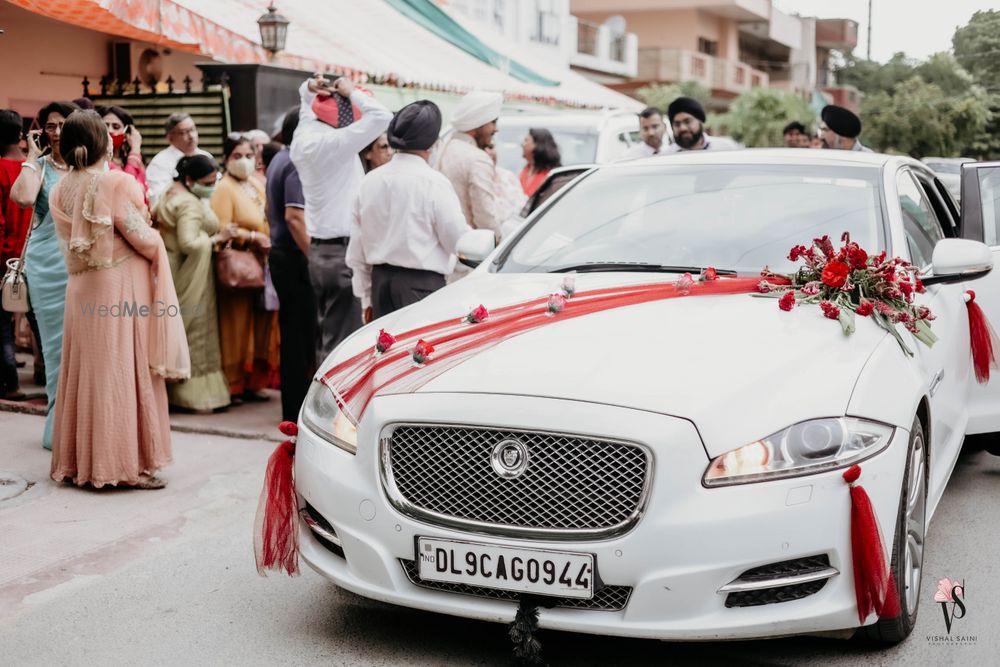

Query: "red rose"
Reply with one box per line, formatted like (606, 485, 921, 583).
(466, 304, 490, 324)
(778, 291, 796, 311)
(700, 267, 719, 281)
(847, 245, 868, 269)
(915, 278, 926, 294)
(856, 300, 874, 317)
(412, 339, 435, 364)
(899, 281, 913, 297)
(376, 329, 397, 354)
(820, 261, 850, 288)
(819, 301, 841, 320)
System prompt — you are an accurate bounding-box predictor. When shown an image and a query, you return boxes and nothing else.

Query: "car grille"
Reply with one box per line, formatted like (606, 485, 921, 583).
(400, 560, 632, 611)
(382, 424, 650, 538)
(724, 555, 832, 608)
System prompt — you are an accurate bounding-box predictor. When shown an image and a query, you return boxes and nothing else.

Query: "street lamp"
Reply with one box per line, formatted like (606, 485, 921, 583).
(257, 4, 290, 58)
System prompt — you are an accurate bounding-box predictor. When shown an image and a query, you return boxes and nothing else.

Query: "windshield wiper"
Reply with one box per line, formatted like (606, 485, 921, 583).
(549, 262, 738, 275)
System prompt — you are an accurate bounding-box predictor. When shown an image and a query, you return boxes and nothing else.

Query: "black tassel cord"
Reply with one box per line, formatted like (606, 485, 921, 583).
(509, 596, 546, 666)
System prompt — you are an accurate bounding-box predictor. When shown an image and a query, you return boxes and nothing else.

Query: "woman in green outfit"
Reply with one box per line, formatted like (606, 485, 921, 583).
(155, 154, 232, 411)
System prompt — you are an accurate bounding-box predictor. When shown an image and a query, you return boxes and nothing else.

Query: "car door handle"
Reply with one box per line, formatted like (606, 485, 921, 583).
(929, 369, 945, 396)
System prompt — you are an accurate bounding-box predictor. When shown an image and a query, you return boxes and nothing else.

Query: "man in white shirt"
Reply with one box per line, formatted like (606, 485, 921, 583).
(663, 96, 742, 153)
(620, 107, 667, 160)
(146, 113, 211, 206)
(290, 74, 392, 361)
(347, 100, 468, 323)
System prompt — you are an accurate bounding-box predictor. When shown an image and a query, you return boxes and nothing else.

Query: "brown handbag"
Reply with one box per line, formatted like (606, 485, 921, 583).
(215, 241, 265, 290)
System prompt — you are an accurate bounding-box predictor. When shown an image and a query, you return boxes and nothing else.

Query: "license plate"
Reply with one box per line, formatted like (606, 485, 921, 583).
(416, 537, 594, 599)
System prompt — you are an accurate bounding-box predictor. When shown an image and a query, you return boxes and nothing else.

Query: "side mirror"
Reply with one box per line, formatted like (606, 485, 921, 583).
(456, 229, 496, 269)
(924, 238, 993, 285)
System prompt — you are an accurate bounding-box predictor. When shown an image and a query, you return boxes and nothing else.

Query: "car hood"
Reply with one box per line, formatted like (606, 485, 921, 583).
(325, 273, 888, 457)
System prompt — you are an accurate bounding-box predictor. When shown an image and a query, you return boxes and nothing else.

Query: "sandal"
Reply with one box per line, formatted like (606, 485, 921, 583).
(135, 474, 166, 490)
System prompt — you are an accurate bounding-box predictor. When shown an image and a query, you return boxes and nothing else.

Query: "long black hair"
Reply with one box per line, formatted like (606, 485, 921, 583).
(528, 128, 561, 171)
(96, 105, 135, 163)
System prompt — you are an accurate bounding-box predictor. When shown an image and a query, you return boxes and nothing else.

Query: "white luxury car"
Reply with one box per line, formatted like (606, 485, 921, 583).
(294, 150, 1000, 644)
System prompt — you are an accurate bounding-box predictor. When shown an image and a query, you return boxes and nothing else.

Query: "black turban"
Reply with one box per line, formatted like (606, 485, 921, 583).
(388, 100, 442, 151)
(821, 105, 862, 139)
(667, 96, 706, 124)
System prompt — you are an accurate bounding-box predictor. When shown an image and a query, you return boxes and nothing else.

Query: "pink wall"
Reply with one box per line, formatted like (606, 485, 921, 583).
(0, 2, 208, 118)
(575, 9, 733, 53)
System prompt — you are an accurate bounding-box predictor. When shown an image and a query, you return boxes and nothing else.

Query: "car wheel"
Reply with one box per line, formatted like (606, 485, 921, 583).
(861, 414, 927, 644)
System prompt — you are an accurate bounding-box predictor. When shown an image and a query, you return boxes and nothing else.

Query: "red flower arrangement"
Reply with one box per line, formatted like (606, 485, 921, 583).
(412, 339, 435, 365)
(465, 304, 490, 324)
(761, 232, 936, 355)
(375, 329, 396, 354)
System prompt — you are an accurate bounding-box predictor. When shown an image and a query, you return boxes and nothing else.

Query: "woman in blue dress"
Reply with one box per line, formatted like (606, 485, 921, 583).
(11, 101, 78, 450)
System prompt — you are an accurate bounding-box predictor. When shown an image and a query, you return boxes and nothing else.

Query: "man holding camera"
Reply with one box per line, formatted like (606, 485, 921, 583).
(291, 74, 391, 363)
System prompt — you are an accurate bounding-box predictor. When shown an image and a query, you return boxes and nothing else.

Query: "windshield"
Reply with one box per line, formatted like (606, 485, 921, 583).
(924, 161, 963, 175)
(494, 126, 599, 173)
(497, 164, 885, 274)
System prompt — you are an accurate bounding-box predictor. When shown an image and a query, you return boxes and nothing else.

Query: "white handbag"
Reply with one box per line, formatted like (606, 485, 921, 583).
(1, 159, 43, 313)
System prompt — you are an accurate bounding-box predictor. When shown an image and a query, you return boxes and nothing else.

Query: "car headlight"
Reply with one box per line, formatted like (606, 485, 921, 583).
(301, 380, 358, 454)
(702, 417, 894, 487)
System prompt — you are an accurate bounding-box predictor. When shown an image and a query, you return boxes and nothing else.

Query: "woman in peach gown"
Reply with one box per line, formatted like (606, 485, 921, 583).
(48, 110, 189, 489)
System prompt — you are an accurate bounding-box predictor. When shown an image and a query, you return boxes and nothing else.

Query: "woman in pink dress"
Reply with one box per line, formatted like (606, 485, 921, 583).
(48, 110, 189, 489)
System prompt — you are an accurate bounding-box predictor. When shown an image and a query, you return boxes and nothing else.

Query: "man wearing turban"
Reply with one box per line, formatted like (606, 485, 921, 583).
(436, 91, 503, 246)
(346, 100, 469, 321)
(820, 105, 872, 152)
(664, 96, 741, 153)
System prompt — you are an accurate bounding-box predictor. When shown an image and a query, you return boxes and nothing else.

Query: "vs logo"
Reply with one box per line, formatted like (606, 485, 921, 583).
(934, 578, 966, 634)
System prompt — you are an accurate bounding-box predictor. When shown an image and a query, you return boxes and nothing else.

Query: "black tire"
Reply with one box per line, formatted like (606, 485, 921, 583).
(860, 414, 927, 644)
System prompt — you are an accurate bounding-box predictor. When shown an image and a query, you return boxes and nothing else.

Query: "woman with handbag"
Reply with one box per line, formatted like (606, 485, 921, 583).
(10, 101, 79, 450)
(210, 133, 278, 404)
(48, 110, 189, 489)
(155, 154, 232, 412)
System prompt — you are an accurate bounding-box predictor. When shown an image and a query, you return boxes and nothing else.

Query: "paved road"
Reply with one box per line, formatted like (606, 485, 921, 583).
(1, 410, 997, 666)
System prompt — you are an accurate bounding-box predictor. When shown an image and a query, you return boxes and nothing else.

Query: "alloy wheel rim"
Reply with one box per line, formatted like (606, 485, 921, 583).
(904, 430, 926, 616)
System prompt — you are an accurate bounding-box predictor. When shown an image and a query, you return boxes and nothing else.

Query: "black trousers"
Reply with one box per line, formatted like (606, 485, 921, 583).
(371, 264, 446, 320)
(308, 241, 361, 365)
(270, 246, 317, 422)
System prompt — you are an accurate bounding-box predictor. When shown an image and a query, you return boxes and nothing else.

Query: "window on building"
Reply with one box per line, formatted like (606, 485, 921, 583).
(533, 0, 560, 46)
(697, 37, 719, 57)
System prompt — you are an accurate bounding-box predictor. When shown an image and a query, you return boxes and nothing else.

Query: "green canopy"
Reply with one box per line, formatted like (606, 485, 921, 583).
(384, 0, 560, 87)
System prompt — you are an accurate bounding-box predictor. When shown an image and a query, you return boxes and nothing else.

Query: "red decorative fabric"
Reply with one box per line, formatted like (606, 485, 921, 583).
(965, 290, 999, 384)
(254, 423, 299, 576)
(843, 464, 901, 622)
(322, 277, 787, 422)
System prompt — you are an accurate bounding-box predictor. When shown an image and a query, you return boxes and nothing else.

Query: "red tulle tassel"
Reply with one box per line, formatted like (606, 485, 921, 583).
(965, 290, 999, 384)
(254, 421, 300, 576)
(843, 464, 900, 622)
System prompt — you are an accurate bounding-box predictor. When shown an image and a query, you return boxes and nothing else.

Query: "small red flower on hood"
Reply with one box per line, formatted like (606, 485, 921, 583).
(915, 278, 926, 294)
(821, 260, 850, 288)
(820, 301, 840, 320)
(547, 293, 567, 314)
(847, 245, 868, 269)
(700, 267, 719, 281)
(412, 339, 435, 364)
(674, 272, 696, 294)
(778, 291, 796, 311)
(856, 300, 875, 317)
(816, 235, 835, 259)
(466, 304, 490, 324)
(375, 329, 397, 354)
(788, 245, 808, 262)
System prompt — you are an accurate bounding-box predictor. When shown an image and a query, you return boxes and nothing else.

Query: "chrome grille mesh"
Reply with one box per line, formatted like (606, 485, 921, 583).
(400, 560, 632, 611)
(384, 425, 649, 536)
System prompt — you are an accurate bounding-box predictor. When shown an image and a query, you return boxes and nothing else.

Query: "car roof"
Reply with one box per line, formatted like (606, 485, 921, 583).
(597, 147, 917, 170)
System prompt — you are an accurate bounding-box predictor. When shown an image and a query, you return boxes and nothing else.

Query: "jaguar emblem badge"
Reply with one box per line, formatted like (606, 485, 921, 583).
(491, 438, 529, 479)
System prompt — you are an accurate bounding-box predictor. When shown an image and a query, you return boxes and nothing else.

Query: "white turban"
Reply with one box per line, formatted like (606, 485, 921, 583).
(451, 91, 503, 131)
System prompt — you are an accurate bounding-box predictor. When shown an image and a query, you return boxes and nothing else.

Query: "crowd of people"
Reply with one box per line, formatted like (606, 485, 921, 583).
(0, 77, 872, 491)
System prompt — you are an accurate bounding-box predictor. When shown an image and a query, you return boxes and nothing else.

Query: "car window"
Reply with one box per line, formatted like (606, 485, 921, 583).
(978, 166, 1000, 246)
(896, 170, 944, 268)
(494, 127, 599, 173)
(498, 164, 883, 274)
(925, 162, 962, 175)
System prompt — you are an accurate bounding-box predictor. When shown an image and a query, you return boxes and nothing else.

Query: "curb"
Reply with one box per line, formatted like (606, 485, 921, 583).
(0, 400, 282, 443)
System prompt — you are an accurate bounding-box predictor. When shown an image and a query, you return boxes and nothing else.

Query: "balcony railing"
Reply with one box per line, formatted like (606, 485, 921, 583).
(638, 48, 769, 94)
(569, 18, 637, 77)
(577, 20, 599, 57)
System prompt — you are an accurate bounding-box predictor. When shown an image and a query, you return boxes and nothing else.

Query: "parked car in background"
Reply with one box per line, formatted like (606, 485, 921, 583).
(493, 110, 649, 174)
(922, 157, 975, 203)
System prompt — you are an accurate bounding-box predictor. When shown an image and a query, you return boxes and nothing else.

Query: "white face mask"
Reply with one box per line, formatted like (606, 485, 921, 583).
(227, 156, 255, 180)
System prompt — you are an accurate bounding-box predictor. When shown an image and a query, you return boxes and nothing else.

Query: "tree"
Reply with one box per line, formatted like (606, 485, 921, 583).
(714, 88, 816, 147)
(634, 81, 710, 112)
(861, 76, 991, 158)
(915, 53, 977, 96)
(836, 52, 917, 92)
(953, 10, 1000, 91)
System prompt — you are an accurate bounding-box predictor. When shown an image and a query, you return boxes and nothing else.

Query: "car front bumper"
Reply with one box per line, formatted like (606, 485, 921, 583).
(295, 392, 908, 641)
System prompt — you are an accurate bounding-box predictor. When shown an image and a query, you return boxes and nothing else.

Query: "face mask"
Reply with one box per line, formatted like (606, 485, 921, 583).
(190, 183, 216, 199)
(111, 133, 126, 153)
(227, 157, 255, 180)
